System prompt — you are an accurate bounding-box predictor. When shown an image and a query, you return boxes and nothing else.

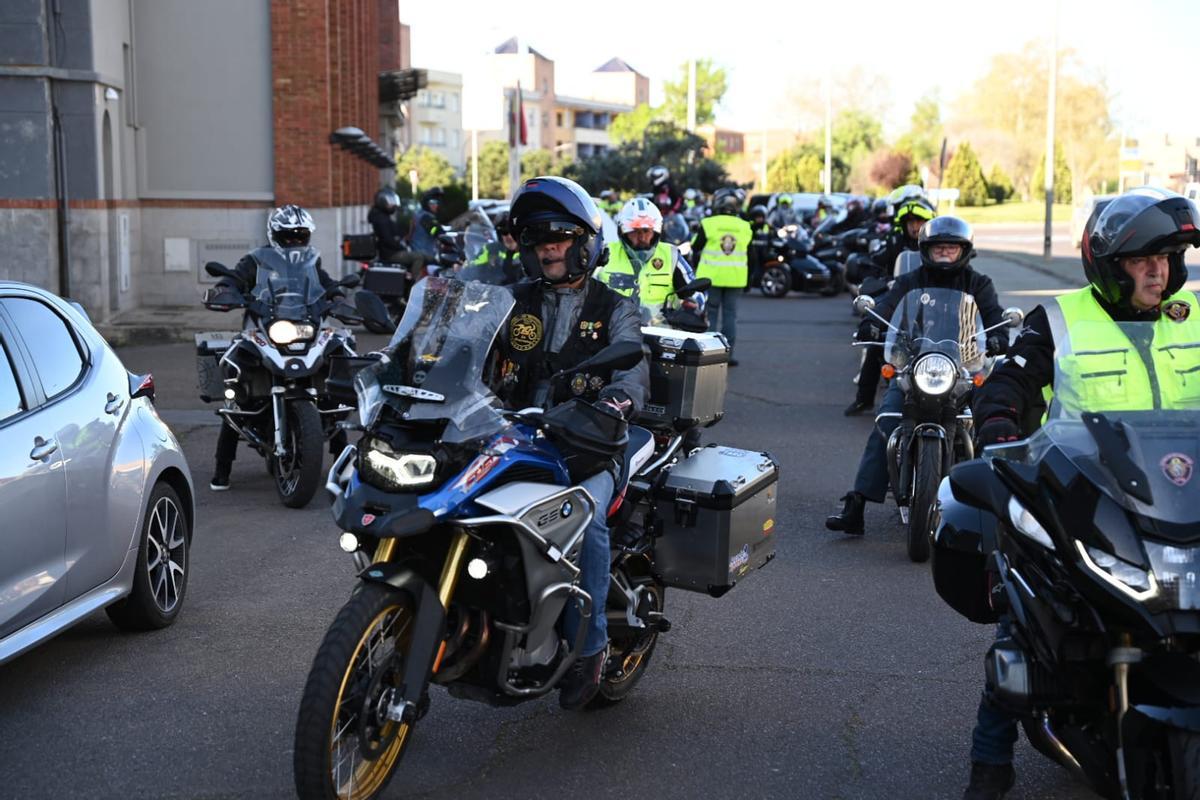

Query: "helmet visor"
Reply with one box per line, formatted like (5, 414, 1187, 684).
(518, 220, 586, 247)
(274, 228, 311, 247)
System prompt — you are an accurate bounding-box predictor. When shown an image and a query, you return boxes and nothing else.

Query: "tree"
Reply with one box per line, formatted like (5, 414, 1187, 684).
(767, 143, 849, 193)
(661, 59, 728, 127)
(1032, 146, 1073, 204)
(467, 140, 510, 199)
(394, 146, 457, 193)
(895, 95, 943, 171)
(566, 121, 732, 196)
(609, 103, 659, 145)
(944, 141, 989, 206)
(520, 148, 556, 181)
(866, 149, 915, 193)
(832, 109, 883, 167)
(987, 164, 1015, 202)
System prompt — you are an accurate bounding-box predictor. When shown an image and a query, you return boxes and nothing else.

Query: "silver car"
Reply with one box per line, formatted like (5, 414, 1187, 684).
(0, 282, 195, 664)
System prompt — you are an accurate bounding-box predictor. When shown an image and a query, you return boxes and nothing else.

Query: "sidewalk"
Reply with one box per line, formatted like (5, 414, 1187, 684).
(95, 305, 242, 346)
(977, 249, 1080, 287)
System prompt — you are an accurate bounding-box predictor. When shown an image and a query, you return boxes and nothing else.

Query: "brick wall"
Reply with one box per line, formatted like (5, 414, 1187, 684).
(271, 0, 382, 209)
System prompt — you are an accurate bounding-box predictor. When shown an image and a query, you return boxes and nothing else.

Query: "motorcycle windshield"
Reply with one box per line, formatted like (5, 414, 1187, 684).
(883, 288, 988, 374)
(252, 247, 325, 319)
(1016, 320, 1200, 525)
(894, 250, 922, 277)
(354, 277, 514, 443)
(662, 214, 690, 245)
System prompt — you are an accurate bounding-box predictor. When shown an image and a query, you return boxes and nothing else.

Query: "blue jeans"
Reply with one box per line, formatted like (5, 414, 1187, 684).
(707, 286, 739, 352)
(971, 619, 1020, 764)
(563, 470, 613, 657)
(852, 381, 903, 503)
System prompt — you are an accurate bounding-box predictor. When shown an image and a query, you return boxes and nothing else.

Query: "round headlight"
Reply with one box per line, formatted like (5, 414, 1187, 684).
(268, 320, 300, 344)
(913, 353, 956, 396)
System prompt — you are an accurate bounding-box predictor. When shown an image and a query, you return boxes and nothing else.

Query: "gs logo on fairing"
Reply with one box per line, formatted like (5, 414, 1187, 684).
(510, 314, 543, 352)
(720, 234, 737, 255)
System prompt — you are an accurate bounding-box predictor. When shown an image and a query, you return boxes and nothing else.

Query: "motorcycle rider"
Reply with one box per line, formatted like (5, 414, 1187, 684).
(691, 187, 751, 366)
(648, 165, 682, 215)
(768, 194, 799, 229)
(683, 187, 701, 211)
(209, 205, 345, 491)
(598, 188, 622, 216)
(495, 176, 650, 710)
(409, 186, 446, 266)
(960, 187, 1200, 800)
(747, 204, 771, 288)
(368, 187, 427, 277)
(844, 195, 937, 416)
(597, 196, 706, 320)
(825, 216, 1008, 534)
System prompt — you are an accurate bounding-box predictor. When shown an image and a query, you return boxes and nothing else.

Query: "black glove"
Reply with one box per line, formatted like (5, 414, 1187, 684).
(856, 318, 882, 343)
(986, 335, 1009, 357)
(597, 389, 633, 420)
(977, 416, 1021, 446)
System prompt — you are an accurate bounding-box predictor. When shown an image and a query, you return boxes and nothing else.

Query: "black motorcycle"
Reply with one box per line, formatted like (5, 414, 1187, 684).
(199, 251, 387, 507)
(934, 322, 1200, 798)
(757, 224, 842, 297)
(854, 287, 1021, 560)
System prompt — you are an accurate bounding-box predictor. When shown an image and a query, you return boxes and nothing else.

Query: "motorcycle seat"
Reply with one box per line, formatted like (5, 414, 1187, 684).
(608, 425, 655, 519)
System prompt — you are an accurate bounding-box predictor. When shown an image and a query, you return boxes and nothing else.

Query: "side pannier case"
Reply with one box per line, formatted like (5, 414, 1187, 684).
(653, 444, 779, 596)
(637, 327, 728, 431)
(194, 331, 237, 403)
(931, 461, 1002, 625)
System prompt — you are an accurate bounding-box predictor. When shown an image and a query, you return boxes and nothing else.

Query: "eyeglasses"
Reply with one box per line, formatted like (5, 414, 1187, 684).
(518, 221, 585, 247)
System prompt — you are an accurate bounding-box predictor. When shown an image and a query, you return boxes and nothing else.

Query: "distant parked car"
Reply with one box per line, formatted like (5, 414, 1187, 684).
(0, 282, 195, 665)
(1071, 194, 1116, 248)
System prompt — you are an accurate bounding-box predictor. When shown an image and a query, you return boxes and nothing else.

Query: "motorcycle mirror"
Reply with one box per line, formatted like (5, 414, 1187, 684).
(354, 290, 392, 331)
(1004, 307, 1025, 328)
(339, 273, 362, 289)
(204, 261, 237, 280)
(675, 277, 712, 298)
(853, 295, 876, 314)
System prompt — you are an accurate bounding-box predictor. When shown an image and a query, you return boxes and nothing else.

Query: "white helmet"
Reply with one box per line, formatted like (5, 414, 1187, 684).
(267, 204, 316, 252)
(615, 197, 663, 249)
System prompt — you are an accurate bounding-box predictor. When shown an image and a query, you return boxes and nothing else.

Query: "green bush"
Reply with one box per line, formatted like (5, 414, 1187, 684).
(943, 141, 989, 206)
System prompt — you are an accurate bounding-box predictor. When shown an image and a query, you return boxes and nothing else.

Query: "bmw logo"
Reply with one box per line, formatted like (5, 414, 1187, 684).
(560, 501, 573, 518)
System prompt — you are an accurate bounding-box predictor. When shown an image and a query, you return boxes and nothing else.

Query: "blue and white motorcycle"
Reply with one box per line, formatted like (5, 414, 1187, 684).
(294, 278, 692, 800)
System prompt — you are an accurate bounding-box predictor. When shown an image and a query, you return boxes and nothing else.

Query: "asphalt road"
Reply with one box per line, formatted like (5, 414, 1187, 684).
(0, 254, 1097, 800)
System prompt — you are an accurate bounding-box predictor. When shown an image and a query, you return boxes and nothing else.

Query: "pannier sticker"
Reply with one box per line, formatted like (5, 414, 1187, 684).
(729, 544, 751, 575)
(645, 403, 667, 416)
(762, 518, 774, 534)
(718, 447, 747, 457)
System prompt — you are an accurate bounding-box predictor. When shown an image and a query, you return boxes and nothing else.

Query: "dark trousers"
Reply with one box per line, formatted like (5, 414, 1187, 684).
(851, 382, 903, 503)
(855, 346, 885, 405)
(971, 619, 1020, 764)
(215, 420, 239, 469)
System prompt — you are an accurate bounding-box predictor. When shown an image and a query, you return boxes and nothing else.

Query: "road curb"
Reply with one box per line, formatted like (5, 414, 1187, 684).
(95, 324, 197, 347)
(978, 249, 1078, 287)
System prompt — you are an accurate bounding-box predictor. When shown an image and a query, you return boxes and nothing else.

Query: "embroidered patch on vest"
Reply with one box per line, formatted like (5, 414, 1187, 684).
(510, 314, 543, 351)
(651, 257, 664, 270)
(720, 234, 736, 255)
(1162, 453, 1194, 487)
(570, 373, 588, 395)
(1163, 300, 1191, 323)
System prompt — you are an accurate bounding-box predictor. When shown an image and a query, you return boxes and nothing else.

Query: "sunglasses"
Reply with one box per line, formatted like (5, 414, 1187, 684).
(519, 221, 585, 247)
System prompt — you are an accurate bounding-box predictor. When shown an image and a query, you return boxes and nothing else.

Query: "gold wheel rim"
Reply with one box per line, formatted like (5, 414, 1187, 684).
(328, 604, 413, 800)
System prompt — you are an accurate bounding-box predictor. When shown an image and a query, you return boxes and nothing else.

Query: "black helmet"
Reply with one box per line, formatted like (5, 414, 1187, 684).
(509, 176, 607, 285)
(647, 165, 670, 188)
(1083, 187, 1200, 307)
(712, 188, 741, 215)
(871, 197, 891, 221)
(420, 186, 445, 211)
(918, 216, 973, 271)
(267, 204, 315, 251)
(374, 187, 399, 213)
(749, 204, 768, 221)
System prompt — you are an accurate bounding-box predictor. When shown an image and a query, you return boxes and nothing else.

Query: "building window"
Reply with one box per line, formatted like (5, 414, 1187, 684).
(417, 90, 430, 107)
(449, 92, 459, 112)
(450, 130, 460, 149)
(542, 78, 549, 93)
(556, 111, 563, 127)
(430, 91, 445, 108)
(432, 127, 446, 146)
(542, 112, 549, 128)
(419, 126, 432, 144)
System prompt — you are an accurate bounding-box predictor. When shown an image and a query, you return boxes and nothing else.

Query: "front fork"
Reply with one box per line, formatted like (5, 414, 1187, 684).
(270, 386, 287, 457)
(1110, 633, 1141, 800)
(378, 529, 470, 724)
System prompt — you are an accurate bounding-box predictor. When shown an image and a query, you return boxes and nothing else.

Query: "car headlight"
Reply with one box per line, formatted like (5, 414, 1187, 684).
(360, 438, 438, 491)
(1144, 542, 1200, 610)
(268, 320, 315, 345)
(1007, 496, 1055, 550)
(1076, 541, 1158, 602)
(913, 353, 957, 396)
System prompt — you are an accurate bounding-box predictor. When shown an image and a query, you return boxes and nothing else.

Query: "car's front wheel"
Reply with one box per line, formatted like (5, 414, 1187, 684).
(106, 482, 190, 631)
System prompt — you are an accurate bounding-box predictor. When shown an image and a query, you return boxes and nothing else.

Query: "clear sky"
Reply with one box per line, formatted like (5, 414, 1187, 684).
(403, 0, 1198, 138)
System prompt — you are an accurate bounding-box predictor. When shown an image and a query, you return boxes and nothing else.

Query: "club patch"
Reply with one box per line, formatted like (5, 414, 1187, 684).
(509, 314, 543, 351)
(651, 257, 665, 270)
(1162, 453, 1194, 487)
(720, 234, 737, 255)
(1163, 300, 1191, 323)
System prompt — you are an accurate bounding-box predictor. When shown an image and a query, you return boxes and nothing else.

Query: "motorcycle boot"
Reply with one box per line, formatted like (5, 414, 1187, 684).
(843, 399, 872, 416)
(210, 466, 231, 492)
(825, 492, 865, 535)
(962, 762, 1014, 799)
(559, 645, 608, 710)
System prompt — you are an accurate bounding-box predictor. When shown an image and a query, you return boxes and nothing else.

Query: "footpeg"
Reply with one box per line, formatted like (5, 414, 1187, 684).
(646, 611, 672, 632)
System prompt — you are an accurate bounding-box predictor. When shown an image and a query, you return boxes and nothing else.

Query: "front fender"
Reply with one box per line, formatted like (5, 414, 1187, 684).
(360, 564, 446, 706)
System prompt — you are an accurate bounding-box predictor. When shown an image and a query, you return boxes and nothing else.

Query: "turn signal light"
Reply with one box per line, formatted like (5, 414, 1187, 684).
(973, 373, 986, 387)
(880, 364, 896, 379)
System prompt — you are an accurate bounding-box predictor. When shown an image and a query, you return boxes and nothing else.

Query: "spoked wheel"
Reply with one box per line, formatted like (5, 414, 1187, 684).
(294, 584, 416, 800)
(588, 579, 665, 708)
(760, 266, 790, 298)
(907, 439, 940, 563)
(275, 400, 324, 508)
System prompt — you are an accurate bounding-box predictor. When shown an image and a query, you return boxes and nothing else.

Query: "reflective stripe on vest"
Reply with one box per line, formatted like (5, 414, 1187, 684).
(1043, 287, 1200, 417)
(696, 215, 750, 288)
(599, 241, 677, 307)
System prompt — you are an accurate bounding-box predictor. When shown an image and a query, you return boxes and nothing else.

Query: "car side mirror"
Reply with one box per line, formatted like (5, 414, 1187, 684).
(1004, 307, 1025, 328)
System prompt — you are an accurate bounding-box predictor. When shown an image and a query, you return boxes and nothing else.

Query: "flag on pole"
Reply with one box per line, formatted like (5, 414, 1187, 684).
(508, 83, 528, 147)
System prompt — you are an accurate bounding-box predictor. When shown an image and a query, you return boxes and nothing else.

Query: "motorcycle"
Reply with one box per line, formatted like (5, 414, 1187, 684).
(757, 224, 842, 298)
(933, 320, 1200, 798)
(197, 252, 387, 508)
(854, 288, 1021, 561)
(293, 277, 777, 799)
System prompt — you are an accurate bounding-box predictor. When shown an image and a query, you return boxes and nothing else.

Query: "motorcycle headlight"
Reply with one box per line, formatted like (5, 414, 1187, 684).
(1007, 496, 1055, 551)
(268, 320, 315, 345)
(1144, 542, 1200, 610)
(913, 353, 956, 396)
(360, 438, 438, 491)
(1076, 541, 1158, 603)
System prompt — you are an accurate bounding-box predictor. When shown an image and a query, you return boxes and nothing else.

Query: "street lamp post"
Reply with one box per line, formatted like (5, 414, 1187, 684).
(1043, 0, 1060, 261)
